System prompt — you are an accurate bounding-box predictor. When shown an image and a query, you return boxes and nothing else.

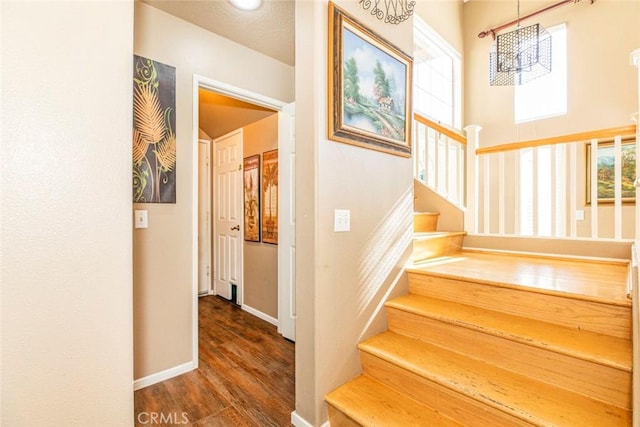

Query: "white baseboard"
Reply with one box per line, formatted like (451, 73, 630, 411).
(242, 304, 278, 326)
(133, 361, 195, 391)
(291, 411, 330, 427)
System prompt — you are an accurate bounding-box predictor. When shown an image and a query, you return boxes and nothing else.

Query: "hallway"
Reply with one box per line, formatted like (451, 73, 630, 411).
(134, 296, 295, 426)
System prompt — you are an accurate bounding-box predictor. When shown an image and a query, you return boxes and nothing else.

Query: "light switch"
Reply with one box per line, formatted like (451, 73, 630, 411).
(576, 210, 585, 221)
(334, 209, 350, 232)
(135, 210, 148, 229)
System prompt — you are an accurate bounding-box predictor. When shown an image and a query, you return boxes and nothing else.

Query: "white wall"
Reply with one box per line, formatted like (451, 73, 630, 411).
(1, 1, 134, 425)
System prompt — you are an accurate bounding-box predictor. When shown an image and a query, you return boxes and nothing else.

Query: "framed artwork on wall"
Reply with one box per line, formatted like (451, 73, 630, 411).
(132, 55, 177, 203)
(586, 139, 636, 204)
(244, 154, 261, 242)
(327, 2, 413, 157)
(262, 149, 278, 244)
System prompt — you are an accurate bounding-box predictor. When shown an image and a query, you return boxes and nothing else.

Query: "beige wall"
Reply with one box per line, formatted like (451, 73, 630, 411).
(414, 0, 464, 54)
(465, 0, 640, 241)
(464, 0, 639, 145)
(295, 1, 415, 424)
(243, 115, 279, 319)
(133, 2, 294, 380)
(414, 180, 465, 232)
(1, 1, 134, 425)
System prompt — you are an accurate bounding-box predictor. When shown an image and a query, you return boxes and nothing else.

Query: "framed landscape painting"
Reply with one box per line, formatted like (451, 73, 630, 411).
(328, 2, 413, 157)
(586, 139, 636, 204)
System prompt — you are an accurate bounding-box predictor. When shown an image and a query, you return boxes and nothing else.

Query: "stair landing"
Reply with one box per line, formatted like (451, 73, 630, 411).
(409, 250, 630, 304)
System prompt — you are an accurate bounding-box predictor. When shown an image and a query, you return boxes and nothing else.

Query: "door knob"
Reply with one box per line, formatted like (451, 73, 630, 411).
(231, 225, 240, 231)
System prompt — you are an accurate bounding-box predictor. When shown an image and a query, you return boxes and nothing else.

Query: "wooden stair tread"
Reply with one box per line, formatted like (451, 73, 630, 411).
(358, 331, 630, 426)
(386, 294, 631, 371)
(407, 251, 630, 305)
(326, 375, 461, 427)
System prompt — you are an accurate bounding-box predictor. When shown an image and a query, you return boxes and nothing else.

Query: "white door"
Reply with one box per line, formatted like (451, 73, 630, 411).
(278, 103, 296, 341)
(198, 139, 212, 296)
(213, 129, 243, 302)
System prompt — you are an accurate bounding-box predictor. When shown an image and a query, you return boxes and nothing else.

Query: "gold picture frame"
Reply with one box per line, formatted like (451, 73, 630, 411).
(243, 154, 260, 242)
(586, 139, 636, 204)
(262, 149, 278, 244)
(328, 2, 413, 157)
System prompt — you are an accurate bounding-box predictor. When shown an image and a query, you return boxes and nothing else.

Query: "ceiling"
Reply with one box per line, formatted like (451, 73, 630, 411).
(139, 1, 288, 139)
(198, 89, 276, 139)
(140, 0, 295, 66)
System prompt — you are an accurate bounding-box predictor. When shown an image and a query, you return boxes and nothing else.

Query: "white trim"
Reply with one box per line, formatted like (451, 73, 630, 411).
(195, 75, 287, 111)
(133, 361, 195, 391)
(191, 78, 200, 371)
(291, 411, 330, 427)
(242, 304, 278, 326)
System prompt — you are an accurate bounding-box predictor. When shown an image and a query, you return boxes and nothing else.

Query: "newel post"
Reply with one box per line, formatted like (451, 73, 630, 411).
(464, 125, 482, 235)
(632, 49, 640, 240)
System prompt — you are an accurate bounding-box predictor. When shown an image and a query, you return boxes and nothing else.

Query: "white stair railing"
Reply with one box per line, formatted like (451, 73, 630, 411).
(467, 126, 637, 240)
(413, 113, 466, 208)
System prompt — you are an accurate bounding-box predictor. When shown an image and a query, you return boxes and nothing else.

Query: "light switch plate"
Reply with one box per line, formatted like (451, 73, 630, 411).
(135, 210, 148, 229)
(334, 209, 350, 232)
(576, 210, 585, 221)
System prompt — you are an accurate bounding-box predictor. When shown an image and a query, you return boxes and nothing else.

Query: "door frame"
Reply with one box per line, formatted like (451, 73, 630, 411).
(197, 138, 213, 296)
(191, 75, 290, 366)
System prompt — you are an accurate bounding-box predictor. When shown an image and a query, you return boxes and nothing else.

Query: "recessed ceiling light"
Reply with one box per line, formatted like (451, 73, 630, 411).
(229, 0, 262, 11)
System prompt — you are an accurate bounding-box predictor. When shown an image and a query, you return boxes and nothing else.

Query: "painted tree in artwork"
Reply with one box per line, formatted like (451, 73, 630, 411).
(373, 60, 391, 100)
(343, 57, 361, 104)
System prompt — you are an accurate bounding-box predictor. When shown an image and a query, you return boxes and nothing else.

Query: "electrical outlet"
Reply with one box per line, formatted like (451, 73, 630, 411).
(334, 209, 350, 232)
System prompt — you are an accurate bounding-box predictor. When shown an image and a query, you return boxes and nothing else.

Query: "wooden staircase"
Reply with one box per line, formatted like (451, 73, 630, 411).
(325, 212, 632, 426)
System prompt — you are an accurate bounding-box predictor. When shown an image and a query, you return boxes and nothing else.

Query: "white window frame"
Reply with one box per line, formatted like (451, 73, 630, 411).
(515, 23, 567, 123)
(413, 15, 462, 130)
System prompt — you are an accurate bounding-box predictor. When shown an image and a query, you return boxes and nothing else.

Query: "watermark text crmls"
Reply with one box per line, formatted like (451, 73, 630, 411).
(137, 412, 189, 425)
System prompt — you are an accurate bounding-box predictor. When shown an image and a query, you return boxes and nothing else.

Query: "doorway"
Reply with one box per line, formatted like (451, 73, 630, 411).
(192, 76, 296, 367)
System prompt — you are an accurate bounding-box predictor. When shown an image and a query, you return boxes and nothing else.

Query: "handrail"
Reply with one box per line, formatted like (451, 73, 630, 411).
(476, 125, 637, 155)
(414, 113, 467, 145)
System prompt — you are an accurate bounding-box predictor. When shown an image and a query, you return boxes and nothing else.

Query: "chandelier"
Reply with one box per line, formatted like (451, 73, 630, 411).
(488, 0, 552, 86)
(489, 22, 552, 86)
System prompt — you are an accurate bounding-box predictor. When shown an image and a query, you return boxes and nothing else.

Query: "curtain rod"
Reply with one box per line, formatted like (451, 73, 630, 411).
(477, 0, 594, 39)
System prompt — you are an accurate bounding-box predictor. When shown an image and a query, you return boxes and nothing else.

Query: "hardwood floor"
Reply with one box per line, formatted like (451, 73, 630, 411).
(134, 296, 295, 426)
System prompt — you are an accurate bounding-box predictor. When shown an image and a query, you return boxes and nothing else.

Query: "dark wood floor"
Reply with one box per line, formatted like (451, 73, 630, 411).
(134, 296, 295, 426)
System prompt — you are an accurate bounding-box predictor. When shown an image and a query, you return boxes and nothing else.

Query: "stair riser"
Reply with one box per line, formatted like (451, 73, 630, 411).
(414, 213, 438, 233)
(327, 406, 361, 427)
(408, 272, 631, 339)
(360, 352, 533, 427)
(413, 235, 464, 263)
(387, 307, 631, 409)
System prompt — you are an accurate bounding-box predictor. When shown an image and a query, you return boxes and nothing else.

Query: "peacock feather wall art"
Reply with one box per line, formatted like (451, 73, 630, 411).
(132, 55, 176, 203)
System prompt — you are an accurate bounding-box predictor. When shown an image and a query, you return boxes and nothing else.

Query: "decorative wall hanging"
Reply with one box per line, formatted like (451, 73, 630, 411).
(586, 139, 636, 204)
(328, 2, 413, 157)
(244, 154, 261, 242)
(262, 150, 279, 244)
(357, 0, 415, 25)
(132, 55, 176, 203)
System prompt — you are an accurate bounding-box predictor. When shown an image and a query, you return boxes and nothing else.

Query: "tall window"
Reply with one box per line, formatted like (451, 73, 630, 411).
(414, 16, 462, 129)
(515, 23, 567, 123)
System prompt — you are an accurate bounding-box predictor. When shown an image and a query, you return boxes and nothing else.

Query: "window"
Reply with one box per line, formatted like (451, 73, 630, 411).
(515, 23, 567, 123)
(414, 16, 462, 129)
